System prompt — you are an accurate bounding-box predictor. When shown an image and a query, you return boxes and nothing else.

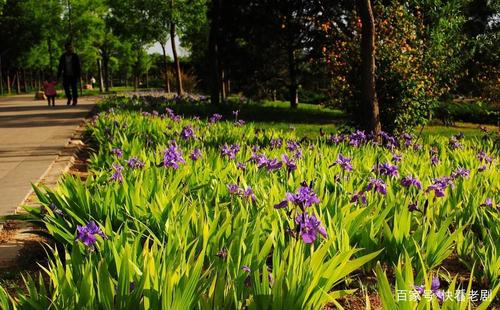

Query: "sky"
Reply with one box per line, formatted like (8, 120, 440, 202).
(147, 36, 189, 57)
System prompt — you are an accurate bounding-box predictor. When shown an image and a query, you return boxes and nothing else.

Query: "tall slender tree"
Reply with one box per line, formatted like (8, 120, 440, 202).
(170, 0, 184, 96)
(357, 0, 381, 137)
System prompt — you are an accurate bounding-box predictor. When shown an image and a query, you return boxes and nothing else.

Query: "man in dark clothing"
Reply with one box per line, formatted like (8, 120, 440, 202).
(57, 42, 81, 106)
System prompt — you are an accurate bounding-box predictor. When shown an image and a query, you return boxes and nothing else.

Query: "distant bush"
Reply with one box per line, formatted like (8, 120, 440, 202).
(434, 100, 499, 125)
(298, 88, 329, 105)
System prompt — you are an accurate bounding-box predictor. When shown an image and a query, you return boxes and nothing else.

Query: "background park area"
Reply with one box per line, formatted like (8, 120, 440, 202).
(0, 0, 498, 309)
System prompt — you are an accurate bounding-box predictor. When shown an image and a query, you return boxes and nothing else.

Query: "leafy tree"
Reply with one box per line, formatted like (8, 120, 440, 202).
(107, 0, 158, 90)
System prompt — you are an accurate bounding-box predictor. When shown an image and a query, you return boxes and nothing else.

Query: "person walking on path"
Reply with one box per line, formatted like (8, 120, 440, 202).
(42, 76, 58, 107)
(57, 42, 81, 106)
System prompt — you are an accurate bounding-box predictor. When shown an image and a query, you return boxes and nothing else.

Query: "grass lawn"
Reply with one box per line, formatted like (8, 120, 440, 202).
(208, 99, 498, 140)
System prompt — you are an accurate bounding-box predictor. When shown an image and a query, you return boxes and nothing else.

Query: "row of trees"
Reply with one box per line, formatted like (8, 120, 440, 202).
(0, 0, 203, 96)
(200, 0, 498, 133)
(1, 0, 498, 133)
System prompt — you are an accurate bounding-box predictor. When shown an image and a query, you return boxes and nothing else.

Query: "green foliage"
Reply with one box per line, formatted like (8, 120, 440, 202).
(2, 96, 498, 308)
(375, 254, 500, 309)
(434, 100, 499, 125)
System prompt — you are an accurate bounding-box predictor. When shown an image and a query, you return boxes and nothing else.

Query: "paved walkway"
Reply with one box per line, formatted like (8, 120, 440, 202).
(0, 94, 97, 215)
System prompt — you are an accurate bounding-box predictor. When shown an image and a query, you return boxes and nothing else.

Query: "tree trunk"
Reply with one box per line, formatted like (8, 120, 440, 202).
(160, 42, 171, 93)
(30, 70, 35, 90)
(208, 0, 221, 104)
(0, 57, 3, 95)
(220, 66, 226, 101)
(357, 0, 381, 137)
(102, 50, 110, 92)
(23, 69, 28, 92)
(48, 37, 54, 74)
(287, 47, 298, 109)
(15, 71, 21, 94)
(37, 70, 41, 91)
(170, 22, 184, 96)
(7, 70, 11, 94)
(97, 59, 104, 92)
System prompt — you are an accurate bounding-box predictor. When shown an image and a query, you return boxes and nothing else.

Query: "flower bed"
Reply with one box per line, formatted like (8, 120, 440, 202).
(1, 96, 498, 309)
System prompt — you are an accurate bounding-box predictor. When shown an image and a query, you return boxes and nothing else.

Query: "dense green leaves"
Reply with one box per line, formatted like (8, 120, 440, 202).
(1, 96, 498, 308)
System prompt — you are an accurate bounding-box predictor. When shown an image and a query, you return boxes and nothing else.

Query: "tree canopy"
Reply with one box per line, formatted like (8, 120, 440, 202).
(0, 0, 497, 132)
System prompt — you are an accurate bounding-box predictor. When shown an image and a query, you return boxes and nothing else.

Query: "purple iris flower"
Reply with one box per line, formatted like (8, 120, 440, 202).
(373, 163, 399, 177)
(242, 266, 251, 273)
(209, 113, 223, 123)
(48, 203, 64, 217)
(237, 162, 247, 171)
(232, 110, 239, 121)
(286, 140, 300, 152)
(270, 138, 283, 149)
(216, 248, 228, 259)
(401, 175, 422, 190)
(478, 164, 487, 172)
(265, 158, 283, 171)
(380, 131, 398, 149)
(481, 198, 493, 207)
(165, 108, 181, 121)
(366, 178, 387, 195)
(180, 125, 195, 140)
(253, 153, 269, 168)
(351, 191, 367, 205)
(431, 155, 440, 166)
(190, 148, 202, 161)
(249, 147, 261, 161)
(414, 277, 444, 302)
(295, 213, 327, 244)
(328, 134, 345, 144)
(448, 137, 461, 149)
(227, 184, 256, 202)
(451, 167, 470, 179)
(282, 154, 297, 172)
(349, 130, 366, 147)
(235, 119, 246, 126)
(220, 144, 240, 159)
(274, 184, 320, 209)
(392, 153, 402, 163)
(477, 151, 493, 163)
(76, 221, 106, 247)
(334, 154, 353, 172)
(413, 144, 422, 151)
(111, 164, 123, 183)
(163, 142, 186, 169)
(111, 147, 123, 158)
(243, 187, 256, 202)
(126, 157, 144, 169)
(426, 176, 454, 197)
(414, 285, 424, 295)
(402, 133, 413, 147)
(408, 203, 419, 212)
(293, 149, 303, 159)
(227, 184, 240, 195)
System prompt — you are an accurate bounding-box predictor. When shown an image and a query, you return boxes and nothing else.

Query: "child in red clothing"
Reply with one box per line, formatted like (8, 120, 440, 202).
(43, 77, 58, 106)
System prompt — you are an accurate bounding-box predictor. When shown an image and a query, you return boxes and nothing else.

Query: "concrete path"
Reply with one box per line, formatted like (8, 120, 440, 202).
(0, 94, 97, 215)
